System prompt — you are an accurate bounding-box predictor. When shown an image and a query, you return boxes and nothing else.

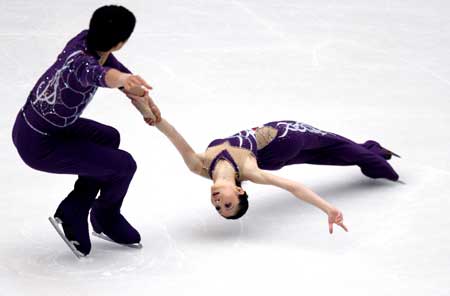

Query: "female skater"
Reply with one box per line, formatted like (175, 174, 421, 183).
(130, 93, 400, 234)
(11, 5, 160, 258)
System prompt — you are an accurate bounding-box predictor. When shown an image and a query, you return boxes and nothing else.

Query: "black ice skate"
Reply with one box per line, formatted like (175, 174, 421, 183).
(48, 198, 93, 259)
(90, 207, 142, 249)
(48, 216, 89, 259)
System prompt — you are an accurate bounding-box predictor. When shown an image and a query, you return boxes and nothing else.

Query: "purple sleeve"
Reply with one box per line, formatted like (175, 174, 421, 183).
(72, 54, 111, 88)
(104, 54, 132, 74)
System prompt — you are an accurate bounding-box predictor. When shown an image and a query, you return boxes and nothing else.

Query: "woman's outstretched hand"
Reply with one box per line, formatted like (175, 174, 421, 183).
(127, 92, 162, 125)
(327, 207, 348, 234)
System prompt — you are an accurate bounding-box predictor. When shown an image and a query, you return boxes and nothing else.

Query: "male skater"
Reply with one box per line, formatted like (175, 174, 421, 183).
(11, 5, 160, 258)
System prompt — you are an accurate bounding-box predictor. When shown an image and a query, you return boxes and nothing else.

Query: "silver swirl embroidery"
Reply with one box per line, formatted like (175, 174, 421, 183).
(33, 51, 83, 106)
(31, 50, 97, 127)
(276, 121, 328, 137)
(229, 129, 257, 151)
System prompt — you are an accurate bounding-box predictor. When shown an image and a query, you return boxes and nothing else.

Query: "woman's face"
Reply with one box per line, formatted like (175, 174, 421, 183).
(210, 184, 244, 218)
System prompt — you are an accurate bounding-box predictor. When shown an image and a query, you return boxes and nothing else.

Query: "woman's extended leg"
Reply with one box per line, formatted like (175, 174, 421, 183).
(288, 136, 399, 181)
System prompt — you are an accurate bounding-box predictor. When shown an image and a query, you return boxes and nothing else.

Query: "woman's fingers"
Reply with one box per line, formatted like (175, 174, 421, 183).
(125, 87, 159, 125)
(146, 96, 161, 123)
(339, 222, 348, 232)
(144, 117, 155, 126)
(150, 104, 161, 122)
(328, 210, 348, 234)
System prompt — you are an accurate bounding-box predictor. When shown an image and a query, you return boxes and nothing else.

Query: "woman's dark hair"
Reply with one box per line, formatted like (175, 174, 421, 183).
(225, 179, 249, 220)
(87, 5, 136, 52)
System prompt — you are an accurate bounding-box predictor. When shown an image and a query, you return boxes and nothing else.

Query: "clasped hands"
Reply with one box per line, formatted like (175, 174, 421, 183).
(125, 87, 162, 126)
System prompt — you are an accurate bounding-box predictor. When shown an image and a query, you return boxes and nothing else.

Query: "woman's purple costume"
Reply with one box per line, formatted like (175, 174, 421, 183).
(208, 120, 398, 181)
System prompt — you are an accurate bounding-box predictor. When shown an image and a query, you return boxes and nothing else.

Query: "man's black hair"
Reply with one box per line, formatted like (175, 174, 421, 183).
(225, 179, 249, 220)
(87, 5, 136, 52)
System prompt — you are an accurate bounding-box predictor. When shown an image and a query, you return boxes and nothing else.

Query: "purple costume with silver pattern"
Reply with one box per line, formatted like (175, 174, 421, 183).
(11, 30, 140, 254)
(22, 30, 131, 134)
(208, 120, 398, 181)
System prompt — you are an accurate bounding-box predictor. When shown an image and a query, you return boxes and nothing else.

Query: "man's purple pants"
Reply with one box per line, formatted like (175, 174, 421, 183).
(12, 110, 137, 216)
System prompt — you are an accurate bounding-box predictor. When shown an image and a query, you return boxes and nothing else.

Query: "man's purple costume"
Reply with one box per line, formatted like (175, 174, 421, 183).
(12, 31, 140, 255)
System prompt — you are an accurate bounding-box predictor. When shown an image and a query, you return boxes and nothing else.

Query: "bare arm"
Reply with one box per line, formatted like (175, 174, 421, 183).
(248, 169, 334, 213)
(245, 165, 348, 233)
(155, 118, 205, 175)
(124, 89, 162, 123)
(125, 93, 202, 175)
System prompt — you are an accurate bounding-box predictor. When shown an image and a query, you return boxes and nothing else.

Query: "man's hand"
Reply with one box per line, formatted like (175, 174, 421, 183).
(121, 74, 152, 92)
(327, 207, 348, 234)
(122, 85, 147, 97)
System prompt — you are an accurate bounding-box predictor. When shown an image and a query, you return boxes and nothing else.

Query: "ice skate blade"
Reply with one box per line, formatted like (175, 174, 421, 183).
(92, 231, 143, 249)
(383, 148, 401, 158)
(48, 217, 86, 259)
(391, 151, 401, 158)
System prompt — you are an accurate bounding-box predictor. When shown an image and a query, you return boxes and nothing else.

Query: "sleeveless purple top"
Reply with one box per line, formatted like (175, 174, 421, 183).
(207, 120, 331, 175)
(207, 128, 257, 179)
(207, 149, 241, 179)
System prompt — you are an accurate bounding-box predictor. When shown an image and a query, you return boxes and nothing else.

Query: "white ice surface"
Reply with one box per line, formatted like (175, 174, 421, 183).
(1, 0, 450, 295)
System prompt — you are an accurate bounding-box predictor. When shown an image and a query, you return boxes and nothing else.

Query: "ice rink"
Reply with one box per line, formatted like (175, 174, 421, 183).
(1, 0, 450, 295)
